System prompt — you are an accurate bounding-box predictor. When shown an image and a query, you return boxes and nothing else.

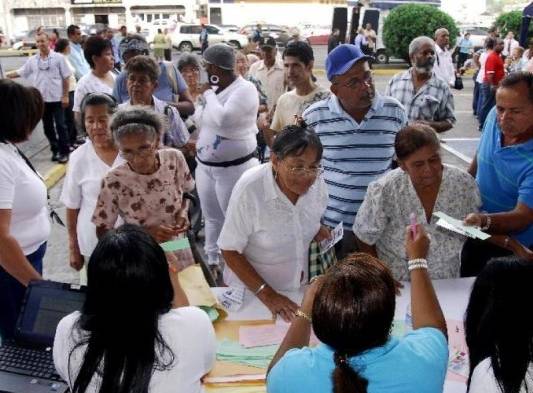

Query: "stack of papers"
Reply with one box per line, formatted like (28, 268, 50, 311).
(216, 339, 278, 369)
(433, 211, 491, 240)
(239, 322, 320, 348)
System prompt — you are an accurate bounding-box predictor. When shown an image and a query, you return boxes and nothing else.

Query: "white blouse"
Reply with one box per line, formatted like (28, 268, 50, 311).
(470, 358, 533, 393)
(60, 141, 124, 257)
(353, 165, 481, 280)
(218, 163, 328, 291)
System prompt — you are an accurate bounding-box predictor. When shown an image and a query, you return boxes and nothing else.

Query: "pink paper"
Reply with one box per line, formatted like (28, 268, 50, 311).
(239, 322, 320, 348)
(446, 319, 469, 383)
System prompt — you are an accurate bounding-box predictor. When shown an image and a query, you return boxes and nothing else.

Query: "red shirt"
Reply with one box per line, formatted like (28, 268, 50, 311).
(484, 52, 505, 86)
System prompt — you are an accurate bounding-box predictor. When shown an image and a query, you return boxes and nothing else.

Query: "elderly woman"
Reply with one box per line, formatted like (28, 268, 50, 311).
(218, 124, 328, 321)
(353, 124, 481, 280)
(267, 227, 449, 393)
(60, 93, 124, 285)
(195, 44, 260, 274)
(119, 55, 189, 149)
(73, 36, 115, 118)
(178, 54, 202, 103)
(0, 80, 47, 338)
(92, 107, 195, 270)
(235, 50, 268, 109)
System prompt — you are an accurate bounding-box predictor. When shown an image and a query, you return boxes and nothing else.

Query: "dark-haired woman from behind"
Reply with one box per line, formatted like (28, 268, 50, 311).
(53, 224, 216, 393)
(465, 259, 533, 393)
(267, 225, 449, 393)
(218, 124, 329, 322)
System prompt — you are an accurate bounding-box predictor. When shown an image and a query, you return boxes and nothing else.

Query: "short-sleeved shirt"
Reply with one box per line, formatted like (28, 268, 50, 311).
(0, 143, 50, 255)
(385, 69, 456, 125)
(484, 52, 505, 86)
(303, 94, 407, 229)
(92, 148, 194, 231)
(476, 108, 533, 246)
(113, 61, 188, 104)
(73, 71, 115, 112)
(218, 163, 328, 291)
(270, 85, 330, 132)
(60, 141, 125, 257)
(353, 165, 481, 280)
(53, 307, 216, 393)
(248, 60, 286, 110)
(17, 51, 71, 102)
(434, 45, 455, 85)
(267, 327, 448, 393)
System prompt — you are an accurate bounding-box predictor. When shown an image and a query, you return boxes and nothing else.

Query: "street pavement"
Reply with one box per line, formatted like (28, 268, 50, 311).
(4, 51, 479, 285)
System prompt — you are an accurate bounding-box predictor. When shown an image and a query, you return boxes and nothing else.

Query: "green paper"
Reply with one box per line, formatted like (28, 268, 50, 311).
(216, 339, 278, 369)
(160, 237, 190, 252)
(199, 306, 220, 322)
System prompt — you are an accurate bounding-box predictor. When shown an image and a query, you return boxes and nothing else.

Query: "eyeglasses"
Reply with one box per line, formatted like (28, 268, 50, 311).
(285, 165, 323, 177)
(37, 57, 50, 71)
(334, 71, 374, 89)
(119, 145, 154, 159)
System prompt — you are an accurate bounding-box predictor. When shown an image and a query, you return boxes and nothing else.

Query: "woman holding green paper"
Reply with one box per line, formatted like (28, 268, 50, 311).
(92, 107, 195, 270)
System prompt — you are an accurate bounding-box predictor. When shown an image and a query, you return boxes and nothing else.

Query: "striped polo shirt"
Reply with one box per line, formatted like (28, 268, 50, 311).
(303, 94, 407, 229)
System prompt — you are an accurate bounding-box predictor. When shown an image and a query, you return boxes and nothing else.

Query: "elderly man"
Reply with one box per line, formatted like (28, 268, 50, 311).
(249, 37, 286, 111)
(433, 28, 456, 86)
(303, 44, 407, 258)
(385, 36, 455, 133)
(462, 72, 533, 276)
(6, 32, 71, 163)
(112, 34, 194, 116)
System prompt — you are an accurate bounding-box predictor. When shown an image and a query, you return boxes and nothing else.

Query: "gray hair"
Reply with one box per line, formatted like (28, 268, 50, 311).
(409, 36, 435, 58)
(434, 28, 449, 39)
(110, 107, 164, 143)
(177, 53, 200, 71)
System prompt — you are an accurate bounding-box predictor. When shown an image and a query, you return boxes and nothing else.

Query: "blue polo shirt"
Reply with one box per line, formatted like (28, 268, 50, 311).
(113, 61, 188, 104)
(477, 108, 533, 246)
(267, 327, 448, 393)
(303, 94, 407, 229)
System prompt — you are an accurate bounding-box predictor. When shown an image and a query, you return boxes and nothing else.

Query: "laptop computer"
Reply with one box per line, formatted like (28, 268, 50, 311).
(0, 280, 86, 393)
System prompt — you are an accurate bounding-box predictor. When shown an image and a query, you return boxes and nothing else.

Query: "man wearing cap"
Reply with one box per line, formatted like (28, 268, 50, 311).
(303, 44, 407, 258)
(385, 36, 455, 133)
(112, 34, 194, 116)
(249, 37, 286, 111)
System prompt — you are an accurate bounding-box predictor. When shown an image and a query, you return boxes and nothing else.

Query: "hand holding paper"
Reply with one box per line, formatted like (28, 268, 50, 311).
(433, 212, 491, 240)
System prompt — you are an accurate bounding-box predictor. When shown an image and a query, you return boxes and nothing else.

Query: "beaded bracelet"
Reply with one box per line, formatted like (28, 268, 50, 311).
(408, 258, 428, 271)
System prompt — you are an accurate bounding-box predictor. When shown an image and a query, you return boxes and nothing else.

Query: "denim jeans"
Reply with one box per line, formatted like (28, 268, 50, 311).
(0, 242, 46, 339)
(43, 101, 70, 155)
(478, 83, 496, 131)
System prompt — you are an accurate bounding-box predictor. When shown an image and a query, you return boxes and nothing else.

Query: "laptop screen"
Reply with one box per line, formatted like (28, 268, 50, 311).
(15, 281, 86, 348)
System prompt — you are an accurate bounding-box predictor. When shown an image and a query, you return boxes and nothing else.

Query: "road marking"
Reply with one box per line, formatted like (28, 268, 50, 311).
(442, 138, 480, 141)
(440, 143, 474, 164)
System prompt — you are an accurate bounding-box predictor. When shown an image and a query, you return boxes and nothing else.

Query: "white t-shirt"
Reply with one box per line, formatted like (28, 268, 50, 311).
(476, 52, 489, 84)
(270, 85, 330, 132)
(470, 358, 533, 393)
(218, 163, 328, 291)
(60, 141, 124, 257)
(73, 71, 115, 112)
(53, 307, 216, 393)
(0, 143, 50, 255)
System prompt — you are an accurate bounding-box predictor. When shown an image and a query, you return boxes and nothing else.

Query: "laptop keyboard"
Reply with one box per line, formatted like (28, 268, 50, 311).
(0, 343, 62, 381)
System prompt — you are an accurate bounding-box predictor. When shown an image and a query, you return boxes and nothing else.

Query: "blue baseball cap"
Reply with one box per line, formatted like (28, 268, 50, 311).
(326, 44, 372, 81)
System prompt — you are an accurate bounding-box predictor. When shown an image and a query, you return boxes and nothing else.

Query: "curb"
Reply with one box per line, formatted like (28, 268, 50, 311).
(44, 164, 67, 190)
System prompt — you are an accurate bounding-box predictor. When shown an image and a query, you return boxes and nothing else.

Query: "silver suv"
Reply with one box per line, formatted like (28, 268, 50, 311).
(171, 24, 248, 52)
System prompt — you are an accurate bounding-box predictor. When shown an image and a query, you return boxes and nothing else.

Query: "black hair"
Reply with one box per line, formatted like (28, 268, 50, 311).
(125, 55, 160, 82)
(312, 253, 397, 393)
(67, 24, 80, 37)
(499, 71, 533, 104)
(79, 93, 118, 135)
(465, 259, 533, 393)
(271, 122, 323, 161)
(55, 38, 70, 54)
(485, 37, 496, 49)
(71, 224, 175, 393)
(283, 41, 314, 66)
(83, 36, 112, 69)
(0, 79, 44, 143)
(394, 123, 440, 161)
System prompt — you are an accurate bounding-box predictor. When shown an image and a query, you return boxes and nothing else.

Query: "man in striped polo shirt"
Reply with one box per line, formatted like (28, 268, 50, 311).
(303, 44, 407, 258)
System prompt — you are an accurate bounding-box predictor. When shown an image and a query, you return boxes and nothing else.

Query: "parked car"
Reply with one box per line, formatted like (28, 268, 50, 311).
(171, 24, 248, 52)
(240, 24, 292, 47)
(220, 24, 240, 33)
(12, 27, 67, 50)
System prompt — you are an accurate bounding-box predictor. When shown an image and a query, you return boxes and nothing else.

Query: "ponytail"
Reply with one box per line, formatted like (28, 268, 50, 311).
(332, 352, 368, 393)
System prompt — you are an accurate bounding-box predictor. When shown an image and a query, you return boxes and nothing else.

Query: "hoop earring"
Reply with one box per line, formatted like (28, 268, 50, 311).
(209, 75, 220, 85)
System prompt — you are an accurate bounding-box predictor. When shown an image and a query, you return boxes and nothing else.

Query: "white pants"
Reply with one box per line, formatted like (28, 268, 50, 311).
(196, 158, 259, 265)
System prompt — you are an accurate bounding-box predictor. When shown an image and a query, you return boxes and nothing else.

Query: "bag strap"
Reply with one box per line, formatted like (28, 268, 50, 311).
(163, 61, 179, 98)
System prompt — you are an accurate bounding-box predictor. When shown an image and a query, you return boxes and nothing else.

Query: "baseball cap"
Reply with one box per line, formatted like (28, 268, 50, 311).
(326, 44, 372, 81)
(119, 34, 149, 60)
(203, 43, 235, 71)
(261, 37, 277, 49)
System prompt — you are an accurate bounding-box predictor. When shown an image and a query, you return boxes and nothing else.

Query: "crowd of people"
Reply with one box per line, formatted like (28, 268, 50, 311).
(0, 22, 532, 393)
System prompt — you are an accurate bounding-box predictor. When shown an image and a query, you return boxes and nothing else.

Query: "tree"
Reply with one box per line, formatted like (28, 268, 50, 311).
(493, 10, 533, 38)
(383, 4, 459, 62)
